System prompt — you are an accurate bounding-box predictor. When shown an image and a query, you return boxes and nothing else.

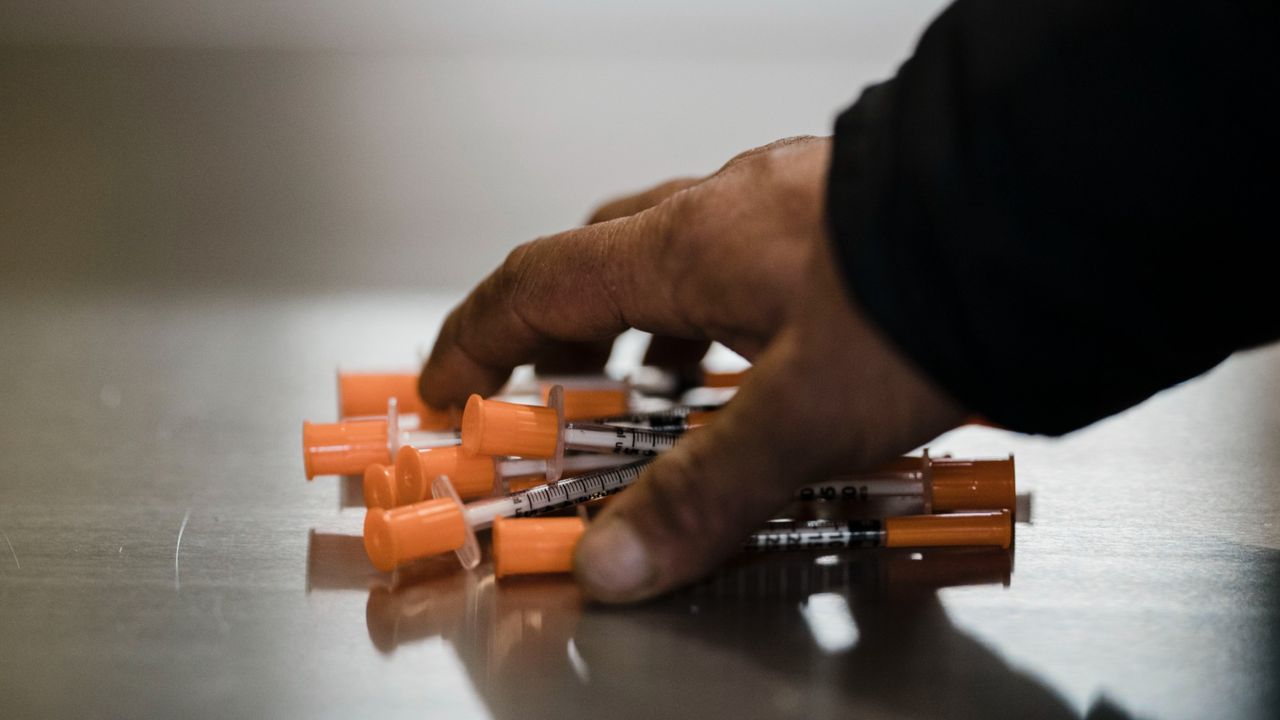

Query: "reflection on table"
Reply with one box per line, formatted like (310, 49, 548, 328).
(308, 528, 1142, 719)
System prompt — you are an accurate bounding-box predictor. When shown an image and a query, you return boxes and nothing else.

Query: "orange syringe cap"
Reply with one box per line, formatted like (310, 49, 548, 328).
(541, 384, 629, 421)
(336, 370, 456, 431)
(505, 476, 547, 494)
(302, 418, 391, 479)
(702, 368, 747, 388)
(931, 457, 1016, 512)
(492, 516, 586, 579)
(396, 445, 496, 506)
(417, 405, 455, 432)
(363, 463, 398, 508)
(684, 410, 717, 428)
(461, 394, 559, 458)
(337, 371, 423, 418)
(885, 510, 1011, 549)
(363, 499, 466, 572)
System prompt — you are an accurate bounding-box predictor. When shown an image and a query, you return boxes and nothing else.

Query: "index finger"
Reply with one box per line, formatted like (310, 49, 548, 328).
(419, 201, 699, 411)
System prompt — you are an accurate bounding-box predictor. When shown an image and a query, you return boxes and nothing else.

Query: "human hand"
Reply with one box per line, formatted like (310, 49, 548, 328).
(419, 136, 965, 602)
(525, 176, 707, 379)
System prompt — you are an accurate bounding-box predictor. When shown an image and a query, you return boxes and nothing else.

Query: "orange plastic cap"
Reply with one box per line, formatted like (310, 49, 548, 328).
(396, 445, 496, 506)
(505, 476, 547, 494)
(492, 516, 586, 579)
(702, 368, 747, 388)
(337, 371, 424, 418)
(302, 418, 391, 479)
(362, 463, 398, 508)
(461, 394, 559, 458)
(417, 404, 455, 432)
(885, 511, 1011, 549)
(363, 499, 467, 572)
(685, 410, 717, 428)
(541, 384, 629, 421)
(931, 457, 1016, 511)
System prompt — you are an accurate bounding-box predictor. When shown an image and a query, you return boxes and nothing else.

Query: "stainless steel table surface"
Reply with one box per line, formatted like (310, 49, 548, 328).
(1, 287, 1277, 720)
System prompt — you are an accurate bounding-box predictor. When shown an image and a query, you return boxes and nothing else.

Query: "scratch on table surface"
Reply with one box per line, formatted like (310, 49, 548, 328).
(2, 529, 19, 570)
(174, 509, 191, 591)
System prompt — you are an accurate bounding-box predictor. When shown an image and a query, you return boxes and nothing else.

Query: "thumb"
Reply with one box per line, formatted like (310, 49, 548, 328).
(573, 334, 817, 603)
(572, 251, 966, 602)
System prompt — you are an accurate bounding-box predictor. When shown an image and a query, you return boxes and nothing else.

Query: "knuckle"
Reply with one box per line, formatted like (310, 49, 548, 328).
(657, 188, 693, 247)
(718, 148, 755, 172)
(651, 192, 710, 321)
(651, 178, 696, 200)
(646, 191, 695, 280)
(717, 135, 815, 175)
(495, 241, 537, 304)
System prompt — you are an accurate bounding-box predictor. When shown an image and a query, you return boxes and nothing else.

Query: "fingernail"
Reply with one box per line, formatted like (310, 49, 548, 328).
(576, 518, 651, 600)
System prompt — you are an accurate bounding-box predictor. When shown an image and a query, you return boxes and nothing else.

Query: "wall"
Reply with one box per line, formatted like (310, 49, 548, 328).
(0, 1, 949, 292)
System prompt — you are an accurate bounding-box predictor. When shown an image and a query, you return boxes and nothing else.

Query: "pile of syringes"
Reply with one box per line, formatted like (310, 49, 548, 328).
(301, 365, 1018, 580)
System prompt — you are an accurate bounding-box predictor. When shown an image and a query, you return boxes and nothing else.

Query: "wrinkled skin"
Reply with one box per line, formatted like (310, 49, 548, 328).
(420, 136, 965, 602)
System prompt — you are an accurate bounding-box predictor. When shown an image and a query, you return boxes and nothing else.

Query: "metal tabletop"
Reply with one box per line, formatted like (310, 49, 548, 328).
(1, 288, 1277, 719)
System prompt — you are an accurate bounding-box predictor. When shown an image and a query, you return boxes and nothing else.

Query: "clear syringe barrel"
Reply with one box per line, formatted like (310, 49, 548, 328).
(749, 519, 890, 549)
(443, 459, 652, 568)
(593, 405, 721, 431)
(461, 386, 680, 482)
(747, 512, 1011, 551)
(395, 427, 460, 450)
(377, 446, 637, 510)
(386, 399, 460, 451)
(363, 458, 653, 571)
(798, 478, 927, 502)
(796, 452, 930, 506)
(561, 423, 681, 454)
(497, 453, 634, 483)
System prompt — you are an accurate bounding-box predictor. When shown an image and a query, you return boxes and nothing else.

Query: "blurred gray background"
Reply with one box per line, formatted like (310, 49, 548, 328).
(0, 1, 948, 293)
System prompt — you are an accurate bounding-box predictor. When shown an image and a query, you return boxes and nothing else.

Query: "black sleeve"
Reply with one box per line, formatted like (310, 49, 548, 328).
(827, 0, 1280, 435)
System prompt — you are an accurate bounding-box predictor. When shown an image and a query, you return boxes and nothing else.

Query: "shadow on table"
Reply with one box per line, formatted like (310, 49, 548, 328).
(331, 537, 1142, 720)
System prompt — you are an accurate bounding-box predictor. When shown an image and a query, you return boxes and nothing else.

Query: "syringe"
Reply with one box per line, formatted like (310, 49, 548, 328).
(369, 446, 1012, 516)
(337, 370, 453, 429)
(794, 452, 1016, 513)
(593, 405, 721, 432)
(363, 458, 654, 571)
(366, 448, 1013, 571)
(675, 367, 747, 408)
(340, 369, 638, 424)
(463, 386, 681, 481)
(488, 511, 1011, 579)
(538, 377, 631, 420)
(627, 365, 748, 398)
(746, 513, 1010, 550)
(303, 398, 459, 479)
(361, 444, 636, 508)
